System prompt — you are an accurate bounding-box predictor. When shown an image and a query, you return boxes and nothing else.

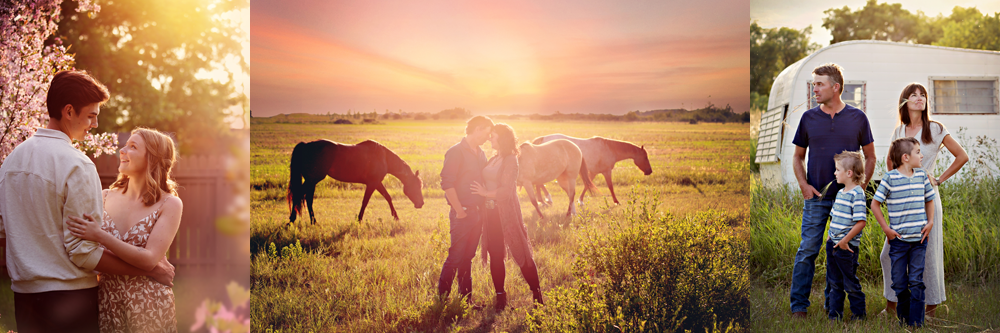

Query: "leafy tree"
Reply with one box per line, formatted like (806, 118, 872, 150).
(751, 91, 768, 112)
(822, 0, 924, 44)
(821, 1, 1000, 51)
(54, 0, 248, 153)
(936, 8, 1000, 50)
(750, 21, 818, 99)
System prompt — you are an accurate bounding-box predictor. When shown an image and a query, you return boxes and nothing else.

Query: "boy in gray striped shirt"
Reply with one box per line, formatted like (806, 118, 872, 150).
(826, 151, 867, 320)
(872, 137, 936, 328)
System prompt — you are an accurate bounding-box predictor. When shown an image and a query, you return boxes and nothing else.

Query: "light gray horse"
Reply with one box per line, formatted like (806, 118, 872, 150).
(517, 139, 598, 217)
(531, 134, 652, 205)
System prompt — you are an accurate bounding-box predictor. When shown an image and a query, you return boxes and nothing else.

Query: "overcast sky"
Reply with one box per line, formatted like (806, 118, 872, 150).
(251, 0, 750, 117)
(751, 0, 1000, 47)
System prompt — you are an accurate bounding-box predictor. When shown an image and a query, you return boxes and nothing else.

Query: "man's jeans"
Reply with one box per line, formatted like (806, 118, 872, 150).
(889, 238, 926, 327)
(826, 239, 865, 320)
(15, 287, 99, 333)
(790, 197, 833, 313)
(438, 206, 482, 298)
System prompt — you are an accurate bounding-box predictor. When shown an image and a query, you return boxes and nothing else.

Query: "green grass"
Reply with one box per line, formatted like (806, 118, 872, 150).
(251, 119, 752, 332)
(748, 173, 1000, 332)
(750, 175, 1000, 284)
(750, 281, 1000, 332)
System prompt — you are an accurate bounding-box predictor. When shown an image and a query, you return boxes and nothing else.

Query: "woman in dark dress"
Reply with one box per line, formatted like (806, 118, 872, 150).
(471, 123, 543, 311)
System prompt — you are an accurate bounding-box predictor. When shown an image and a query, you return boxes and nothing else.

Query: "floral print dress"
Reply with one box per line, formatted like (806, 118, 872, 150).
(97, 195, 176, 333)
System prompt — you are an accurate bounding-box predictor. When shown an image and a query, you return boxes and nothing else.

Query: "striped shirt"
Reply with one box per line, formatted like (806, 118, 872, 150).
(828, 185, 867, 247)
(873, 168, 936, 242)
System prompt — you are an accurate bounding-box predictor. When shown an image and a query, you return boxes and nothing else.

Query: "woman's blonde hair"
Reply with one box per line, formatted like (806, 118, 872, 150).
(110, 128, 179, 206)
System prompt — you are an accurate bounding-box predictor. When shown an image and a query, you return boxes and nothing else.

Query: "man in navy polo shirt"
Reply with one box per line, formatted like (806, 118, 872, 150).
(789, 63, 876, 318)
(438, 115, 494, 308)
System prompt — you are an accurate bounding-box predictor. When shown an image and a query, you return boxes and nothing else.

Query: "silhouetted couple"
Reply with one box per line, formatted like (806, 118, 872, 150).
(437, 116, 542, 311)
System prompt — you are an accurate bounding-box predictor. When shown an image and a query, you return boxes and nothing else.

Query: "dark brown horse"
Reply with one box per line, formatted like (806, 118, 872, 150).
(288, 140, 424, 223)
(531, 134, 652, 205)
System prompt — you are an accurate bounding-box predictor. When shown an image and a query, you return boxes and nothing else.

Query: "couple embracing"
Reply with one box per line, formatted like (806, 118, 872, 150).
(0, 71, 184, 332)
(437, 116, 543, 311)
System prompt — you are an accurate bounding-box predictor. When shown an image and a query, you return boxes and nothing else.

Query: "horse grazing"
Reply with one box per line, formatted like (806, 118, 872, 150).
(287, 140, 424, 223)
(531, 134, 652, 205)
(517, 139, 598, 218)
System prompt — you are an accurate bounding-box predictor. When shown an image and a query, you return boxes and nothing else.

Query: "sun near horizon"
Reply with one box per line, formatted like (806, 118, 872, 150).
(251, 0, 750, 118)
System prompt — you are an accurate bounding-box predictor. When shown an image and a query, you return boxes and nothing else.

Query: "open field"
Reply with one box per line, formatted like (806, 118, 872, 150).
(251, 119, 751, 332)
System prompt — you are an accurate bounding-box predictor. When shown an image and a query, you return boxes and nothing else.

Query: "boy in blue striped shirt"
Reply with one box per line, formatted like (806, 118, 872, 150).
(872, 137, 936, 328)
(826, 151, 868, 320)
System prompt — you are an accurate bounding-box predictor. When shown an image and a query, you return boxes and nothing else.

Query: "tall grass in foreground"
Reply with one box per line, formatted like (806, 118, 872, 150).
(748, 127, 1000, 331)
(750, 171, 1000, 285)
(526, 188, 749, 332)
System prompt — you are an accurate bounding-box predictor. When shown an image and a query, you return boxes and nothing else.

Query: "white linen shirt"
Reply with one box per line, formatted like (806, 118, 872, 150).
(0, 128, 105, 293)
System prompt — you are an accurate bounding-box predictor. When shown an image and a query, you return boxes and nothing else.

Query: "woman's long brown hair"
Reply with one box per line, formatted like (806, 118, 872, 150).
(898, 82, 941, 145)
(492, 123, 519, 158)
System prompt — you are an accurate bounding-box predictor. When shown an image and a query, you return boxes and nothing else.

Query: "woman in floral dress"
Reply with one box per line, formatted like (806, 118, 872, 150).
(67, 128, 184, 332)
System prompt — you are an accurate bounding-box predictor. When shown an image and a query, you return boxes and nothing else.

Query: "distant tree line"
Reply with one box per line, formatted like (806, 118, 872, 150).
(255, 104, 749, 124)
(752, 0, 1000, 112)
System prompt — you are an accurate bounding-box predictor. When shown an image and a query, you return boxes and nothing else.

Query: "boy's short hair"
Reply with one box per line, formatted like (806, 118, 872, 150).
(888, 137, 919, 169)
(46, 70, 109, 120)
(812, 63, 845, 93)
(834, 150, 866, 185)
(465, 115, 494, 135)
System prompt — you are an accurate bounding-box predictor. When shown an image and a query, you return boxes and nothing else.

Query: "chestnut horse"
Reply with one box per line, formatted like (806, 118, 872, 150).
(287, 140, 424, 223)
(531, 134, 652, 205)
(517, 139, 598, 217)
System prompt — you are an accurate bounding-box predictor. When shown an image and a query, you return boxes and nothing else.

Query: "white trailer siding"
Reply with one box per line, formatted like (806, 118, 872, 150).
(757, 40, 1000, 189)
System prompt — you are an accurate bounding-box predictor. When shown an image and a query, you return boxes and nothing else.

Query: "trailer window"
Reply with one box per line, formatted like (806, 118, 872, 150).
(930, 77, 999, 114)
(755, 104, 787, 164)
(808, 81, 866, 112)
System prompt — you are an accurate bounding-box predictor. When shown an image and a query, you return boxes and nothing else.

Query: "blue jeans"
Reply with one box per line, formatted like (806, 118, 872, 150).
(889, 238, 926, 327)
(438, 206, 482, 298)
(826, 239, 865, 320)
(790, 197, 833, 313)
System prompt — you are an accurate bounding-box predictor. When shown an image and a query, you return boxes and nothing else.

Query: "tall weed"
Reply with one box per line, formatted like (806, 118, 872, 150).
(528, 187, 749, 332)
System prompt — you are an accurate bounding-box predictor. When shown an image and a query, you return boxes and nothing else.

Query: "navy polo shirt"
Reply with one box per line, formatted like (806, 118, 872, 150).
(440, 137, 487, 208)
(791, 104, 873, 200)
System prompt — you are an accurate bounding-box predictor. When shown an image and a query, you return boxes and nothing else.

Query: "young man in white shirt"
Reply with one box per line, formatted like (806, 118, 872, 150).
(0, 70, 174, 333)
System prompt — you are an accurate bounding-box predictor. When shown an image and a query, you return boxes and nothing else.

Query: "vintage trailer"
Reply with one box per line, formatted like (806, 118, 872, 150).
(756, 40, 1000, 188)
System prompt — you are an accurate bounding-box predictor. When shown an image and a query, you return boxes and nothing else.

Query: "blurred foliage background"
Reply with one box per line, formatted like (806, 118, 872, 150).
(54, 0, 248, 154)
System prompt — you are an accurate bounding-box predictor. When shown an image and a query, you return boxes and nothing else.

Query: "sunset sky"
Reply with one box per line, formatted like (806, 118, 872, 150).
(251, 0, 749, 117)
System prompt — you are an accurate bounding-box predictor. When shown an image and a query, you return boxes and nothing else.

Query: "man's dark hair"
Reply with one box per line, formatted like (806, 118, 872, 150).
(465, 115, 494, 135)
(812, 63, 844, 94)
(46, 70, 109, 120)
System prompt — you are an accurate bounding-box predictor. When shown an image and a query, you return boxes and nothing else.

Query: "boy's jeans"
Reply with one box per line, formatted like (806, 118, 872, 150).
(889, 238, 927, 327)
(790, 197, 834, 313)
(826, 238, 866, 320)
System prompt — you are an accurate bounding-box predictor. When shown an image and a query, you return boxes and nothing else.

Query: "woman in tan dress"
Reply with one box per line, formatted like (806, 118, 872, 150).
(471, 123, 542, 312)
(67, 128, 184, 332)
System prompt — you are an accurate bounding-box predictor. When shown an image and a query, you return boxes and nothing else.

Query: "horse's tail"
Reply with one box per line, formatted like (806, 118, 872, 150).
(287, 142, 307, 221)
(579, 157, 598, 194)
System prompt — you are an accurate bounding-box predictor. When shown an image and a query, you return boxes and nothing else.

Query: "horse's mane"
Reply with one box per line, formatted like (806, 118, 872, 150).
(365, 140, 414, 178)
(595, 137, 641, 154)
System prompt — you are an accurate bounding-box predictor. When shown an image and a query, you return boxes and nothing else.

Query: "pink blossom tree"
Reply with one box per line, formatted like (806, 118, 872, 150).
(0, 0, 117, 165)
